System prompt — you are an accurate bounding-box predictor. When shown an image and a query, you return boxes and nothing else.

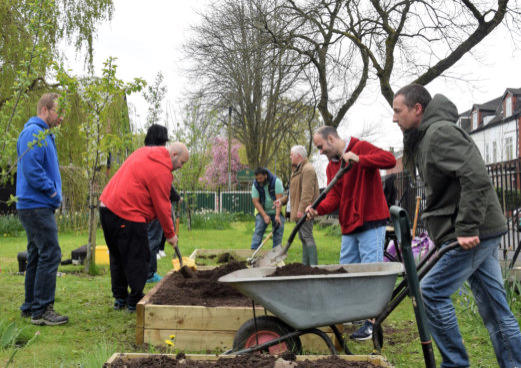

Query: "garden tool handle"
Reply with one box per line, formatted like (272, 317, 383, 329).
(174, 245, 183, 267)
(282, 161, 353, 254)
(411, 196, 421, 237)
(249, 223, 278, 264)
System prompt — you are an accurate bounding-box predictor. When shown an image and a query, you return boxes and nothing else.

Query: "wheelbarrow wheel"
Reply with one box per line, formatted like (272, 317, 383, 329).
(233, 316, 302, 355)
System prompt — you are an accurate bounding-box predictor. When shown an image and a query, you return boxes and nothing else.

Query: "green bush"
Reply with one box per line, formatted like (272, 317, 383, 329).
(189, 210, 251, 230)
(0, 215, 24, 237)
(56, 210, 91, 232)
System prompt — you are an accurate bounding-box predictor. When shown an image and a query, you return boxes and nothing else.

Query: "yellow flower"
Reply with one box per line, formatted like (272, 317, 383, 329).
(169, 334, 176, 339)
(164, 340, 174, 346)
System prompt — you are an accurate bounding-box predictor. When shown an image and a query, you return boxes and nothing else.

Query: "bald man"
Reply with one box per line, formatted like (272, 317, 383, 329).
(99, 142, 189, 312)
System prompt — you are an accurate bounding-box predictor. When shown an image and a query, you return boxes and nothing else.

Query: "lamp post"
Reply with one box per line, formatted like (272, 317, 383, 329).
(228, 106, 232, 191)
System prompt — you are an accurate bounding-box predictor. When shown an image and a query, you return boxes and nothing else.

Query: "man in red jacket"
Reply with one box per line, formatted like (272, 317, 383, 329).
(306, 126, 395, 339)
(99, 142, 189, 312)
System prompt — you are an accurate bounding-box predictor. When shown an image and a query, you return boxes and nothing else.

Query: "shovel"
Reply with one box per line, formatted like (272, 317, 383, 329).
(172, 217, 197, 278)
(253, 161, 352, 267)
(247, 223, 279, 266)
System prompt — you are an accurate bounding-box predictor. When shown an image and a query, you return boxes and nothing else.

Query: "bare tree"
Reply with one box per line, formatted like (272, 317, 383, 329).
(257, 0, 521, 127)
(185, 0, 312, 169)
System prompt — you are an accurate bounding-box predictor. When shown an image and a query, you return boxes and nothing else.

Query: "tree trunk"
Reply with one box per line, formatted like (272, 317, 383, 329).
(85, 179, 98, 274)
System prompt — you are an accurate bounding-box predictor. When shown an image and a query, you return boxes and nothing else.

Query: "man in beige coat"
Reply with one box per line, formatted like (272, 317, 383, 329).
(275, 145, 320, 265)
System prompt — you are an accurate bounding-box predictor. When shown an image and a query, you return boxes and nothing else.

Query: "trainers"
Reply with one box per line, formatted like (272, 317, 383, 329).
(158, 250, 166, 258)
(114, 299, 127, 310)
(146, 273, 162, 283)
(31, 305, 68, 326)
(350, 320, 373, 341)
(21, 310, 31, 318)
(156, 253, 161, 260)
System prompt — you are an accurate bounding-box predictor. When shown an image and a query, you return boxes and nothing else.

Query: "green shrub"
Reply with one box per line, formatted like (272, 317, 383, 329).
(0, 215, 24, 237)
(189, 210, 251, 230)
(56, 210, 91, 232)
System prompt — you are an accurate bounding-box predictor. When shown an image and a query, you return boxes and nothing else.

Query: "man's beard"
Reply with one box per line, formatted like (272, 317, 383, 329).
(402, 127, 423, 178)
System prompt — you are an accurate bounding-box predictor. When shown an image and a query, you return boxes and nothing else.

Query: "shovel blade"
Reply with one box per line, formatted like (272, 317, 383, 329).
(253, 244, 287, 267)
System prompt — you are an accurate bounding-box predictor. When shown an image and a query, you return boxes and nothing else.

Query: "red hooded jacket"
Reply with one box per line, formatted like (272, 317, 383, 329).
(316, 137, 396, 235)
(100, 146, 175, 238)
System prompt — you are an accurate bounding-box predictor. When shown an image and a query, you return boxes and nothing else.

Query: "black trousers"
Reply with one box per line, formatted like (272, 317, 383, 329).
(99, 207, 150, 307)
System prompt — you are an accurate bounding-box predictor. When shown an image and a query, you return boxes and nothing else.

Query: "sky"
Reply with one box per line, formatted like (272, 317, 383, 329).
(65, 0, 521, 156)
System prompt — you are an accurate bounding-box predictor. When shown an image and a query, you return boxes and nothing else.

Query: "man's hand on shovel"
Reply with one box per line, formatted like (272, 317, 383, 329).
(166, 235, 178, 247)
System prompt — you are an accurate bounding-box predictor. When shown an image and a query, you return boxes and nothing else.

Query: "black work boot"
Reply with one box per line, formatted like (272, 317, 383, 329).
(31, 304, 69, 326)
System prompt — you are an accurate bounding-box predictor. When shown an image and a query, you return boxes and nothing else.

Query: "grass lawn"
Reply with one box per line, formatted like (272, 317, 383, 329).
(0, 220, 519, 367)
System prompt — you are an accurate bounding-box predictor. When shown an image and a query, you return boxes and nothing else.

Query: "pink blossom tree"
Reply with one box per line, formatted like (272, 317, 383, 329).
(202, 137, 244, 188)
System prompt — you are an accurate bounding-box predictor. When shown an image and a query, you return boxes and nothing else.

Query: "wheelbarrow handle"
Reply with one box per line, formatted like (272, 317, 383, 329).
(282, 161, 353, 254)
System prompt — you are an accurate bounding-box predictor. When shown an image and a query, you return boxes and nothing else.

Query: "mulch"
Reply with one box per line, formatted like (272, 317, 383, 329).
(267, 263, 348, 277)
(105, 353, 380, 367)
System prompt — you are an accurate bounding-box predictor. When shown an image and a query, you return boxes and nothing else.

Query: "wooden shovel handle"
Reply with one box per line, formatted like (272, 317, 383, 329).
(411, 196, 421, 237)
(175, 218, 180, 235)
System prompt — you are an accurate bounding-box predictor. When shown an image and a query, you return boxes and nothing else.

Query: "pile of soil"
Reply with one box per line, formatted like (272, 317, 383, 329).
(216, 252, 238, 263)
(105, 353, 380, 367)
(150, 261, 251, 306)
(267, 263, 348, 277)
(196, 253, 240, 265)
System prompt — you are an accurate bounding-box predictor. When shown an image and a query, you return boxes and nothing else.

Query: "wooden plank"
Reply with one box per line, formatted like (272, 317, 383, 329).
(144, 305, 267, 330)
(143, 328, 340, 354)
(105, 353, 393, 367)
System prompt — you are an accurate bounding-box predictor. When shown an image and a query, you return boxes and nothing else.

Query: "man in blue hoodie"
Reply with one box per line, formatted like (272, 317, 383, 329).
(16, 93, 68, 326)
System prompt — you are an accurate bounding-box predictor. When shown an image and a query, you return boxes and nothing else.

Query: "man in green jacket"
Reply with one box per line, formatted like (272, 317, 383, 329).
(393, 83, 521, 368)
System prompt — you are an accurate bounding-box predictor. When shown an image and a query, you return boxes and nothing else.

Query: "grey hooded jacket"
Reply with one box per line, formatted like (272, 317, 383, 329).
(415, 94, 507, 245)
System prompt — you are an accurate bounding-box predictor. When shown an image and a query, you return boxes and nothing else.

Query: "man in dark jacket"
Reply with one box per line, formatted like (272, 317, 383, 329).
(16, 93, 68, 326)
(393, 83, 521, 368)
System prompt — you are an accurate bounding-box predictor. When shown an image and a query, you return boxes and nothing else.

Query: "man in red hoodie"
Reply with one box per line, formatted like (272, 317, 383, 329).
(306, 126, 395, 340)
(99, 142, 189, 312)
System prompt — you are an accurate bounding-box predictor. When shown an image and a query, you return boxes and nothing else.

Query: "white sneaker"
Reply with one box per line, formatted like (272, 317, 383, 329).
(158, 250, 166, 258)
(156, 253, 161, 260)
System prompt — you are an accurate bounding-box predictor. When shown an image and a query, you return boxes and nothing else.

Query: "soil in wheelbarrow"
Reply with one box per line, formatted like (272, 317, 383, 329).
(267, 263, 348, 277)
(149, 261, 251, 306)
(105, 352, 380, 367)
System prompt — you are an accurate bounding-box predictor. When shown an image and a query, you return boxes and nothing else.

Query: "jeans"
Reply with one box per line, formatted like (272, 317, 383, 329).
(298, 220, 318, 265)
(251, 213, 285, 249)
(18, 208, 62, 318)
(147, 219, 163, 279)
(340, 226, 385, 264)
(421, 236, 521, 368)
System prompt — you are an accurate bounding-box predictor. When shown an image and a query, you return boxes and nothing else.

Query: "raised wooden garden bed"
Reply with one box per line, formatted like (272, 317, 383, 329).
(105, 353, 393, 367)
(137, 270, 342, 354)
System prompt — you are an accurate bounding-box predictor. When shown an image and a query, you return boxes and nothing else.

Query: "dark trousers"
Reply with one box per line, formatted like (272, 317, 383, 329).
(18, 208, 61, 317)
(147, 219, 163, 279)
(99, 207, 150, 307)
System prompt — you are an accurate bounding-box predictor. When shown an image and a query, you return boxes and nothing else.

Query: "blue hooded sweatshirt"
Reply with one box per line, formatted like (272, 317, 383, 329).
(16, 116, 62, 209)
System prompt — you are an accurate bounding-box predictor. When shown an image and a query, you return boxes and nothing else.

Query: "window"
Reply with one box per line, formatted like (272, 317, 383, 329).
(505, 136, 513, 161)
(493, 141, 497, 163)
(485, 143, 489, 163)
(472, 110, 479, 130)
(505, 95, 513, 118)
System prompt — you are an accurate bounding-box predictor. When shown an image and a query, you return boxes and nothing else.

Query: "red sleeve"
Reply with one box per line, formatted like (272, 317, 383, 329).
(316, 163, 341, 215)
(357, 141, 396, 170)
(149, 171, 175, 238)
